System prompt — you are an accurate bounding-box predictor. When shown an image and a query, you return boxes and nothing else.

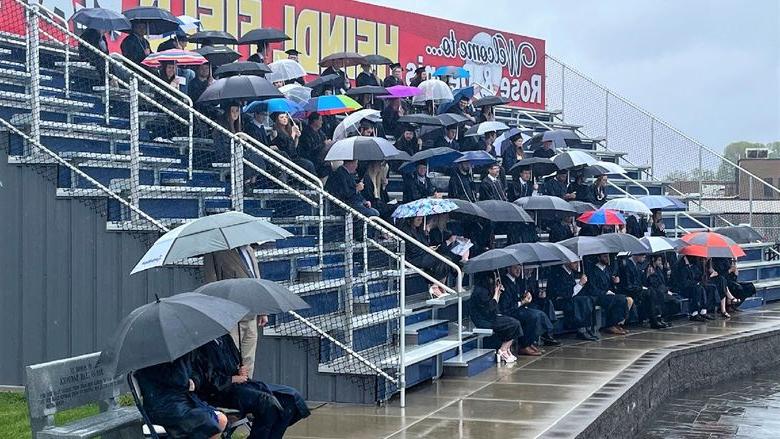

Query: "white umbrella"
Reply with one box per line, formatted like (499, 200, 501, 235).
(130, 212, 292, 274)
(552, 150, 598, 170)
(640, 236, 685, 253)
(464, 121, 510, 137)
(266, 59, 306, 82)
(324, 136, 402, 161)
(583, 160, 627, 177)
(333, 109, 381, 141)
(412, 79, 454, 104)
(603, 197, 652, 215)
(278, 83, 312, 105)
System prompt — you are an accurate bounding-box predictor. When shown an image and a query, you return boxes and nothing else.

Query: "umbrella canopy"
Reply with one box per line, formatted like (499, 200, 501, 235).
(438, 87, 474, 114)
(504, 242, 570, 267)
(577, 208, 626, 225)
(130, 211, 292, 274)
(197, 75, 283, 103)
(243, 98, 302, 114)
(194, 45, 241, 65)
(680, 232, 746, 258)
(465, 121, 510, 137)
(194, 278, 310, 315)
(305, 73, 341, 89)
(278, 83, 312, 105)
(214, 61, 271, 78)
(583, 161, 627, 177)
(597, 233, 649, 255)
(640, 236, 684, 254)
(536, 242, 581, 265)
(72, 8, 130, 32)
(333, 109, 382, 141)
(516, 195, 577, 214)
(238, 28, 290, 45)
(99, 293, 248, 377)
(412, 79, 454, 103)
(463, 248, 531, 274)
(473, 95, 510, 108)
(363, 54, 393, 65)
(346, 86, 388, 97)
(603, 197, 652, 215)
(569, 201, 597, 214)
(715, 225, 764, 244)
(448, 199, 490, 219)
(454, 150, 497, 167)
(189, 30, 237, 45)
(141, 49, 207, 67)
(509, 158, 558, 177)
(558, 236, 619, 256)
(266, 59, 307, 82)
(378, 85, 422, 98)
(542, 129, 582, 149)
(324, 136, 402, 161)
(391, 198, 459, 219)
(639, 195, 686, 211)
(399, 147, 463, 172)
(123, 7, 179, 34)
(495, 127, 530, 156)
(552, 150, 598, 170)
(398, 114, 444, 126)
(437, 113, 470, 128)
(174, 15, 201, 34)
(319, 51, 366, 68)
(474, 200, 534, 223)
(433, 66, 470, 78)
(301, 95, 361, 116)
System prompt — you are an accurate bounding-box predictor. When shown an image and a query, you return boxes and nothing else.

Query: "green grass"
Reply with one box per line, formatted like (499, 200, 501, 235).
(0, 392, 135, 438)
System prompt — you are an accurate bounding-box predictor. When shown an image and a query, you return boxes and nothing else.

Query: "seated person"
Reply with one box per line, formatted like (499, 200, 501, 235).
(547, 262, 599, 340)
(470, 271, 524, 363)
(548, 216, 576, 243)
(587, 175, 608, 207)
(499, 265, 555, 355)
(193, 334, 309, 439)
(479, 163, 507, 201)
(325, 159, 379, 219)
(298, 112, 332, 178)
(394, 124, 422, 158)
(501, 134, 525, 174)
(523, 269, 559, 345)
(135, 352, 227, 439)
(567, 171, 590, 202)
(645, 255, 673, 327)
(427, 213, 469, 263)
(401, 216, 452, 298)
(448, 160, 478, 202)
(532, 140, 555, 158)
(402, 162, 439, 202)
(270, 112, 316, 176)
(507, 166, 534, 201)
(583, 253, 633, 335)
(361, 161, 393, 219)
(671, 255, 713, 322)
(78, 28, 109, 87)
(720, 258, 756, 311)
(120, 21, 152, 68)
(619, 253, 667, 329)
(543, 170, 576, 200)
(434, 124, 460, 150)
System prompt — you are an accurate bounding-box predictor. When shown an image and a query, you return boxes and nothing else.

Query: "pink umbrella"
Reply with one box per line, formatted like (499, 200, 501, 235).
(141, 49, 208, 67)
(377, 85, 422, 99)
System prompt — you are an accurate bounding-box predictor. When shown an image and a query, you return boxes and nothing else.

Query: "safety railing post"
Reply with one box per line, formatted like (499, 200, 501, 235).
(398, 240, 406, 408)
(650, 118, 655, 178)
(129, 78, 140, 222)
(28, 4, 41, 145)
(188, 113, 194, 179)
(64, 33, 70, 98)
(362, 220, 369, 298)
(318, 193, 324, 267)
(604, 91, 609, 147)
(560, 63, 565, 118)
(344, 214, 355, 348)
(698, 146, 703, 207)
(749, 176, 754, 225)
(230, 138, 244, 212)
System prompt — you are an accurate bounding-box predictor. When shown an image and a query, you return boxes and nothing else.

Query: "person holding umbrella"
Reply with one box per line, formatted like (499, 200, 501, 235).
(479, 163, 507, 201)
(270, 112, 316, 175)
(394, 124, 421, 157)
(447, 160, 477, 202)
(543, 169, 576, 201)
(325, 159, 380, 218)
(399, 215, 452, 298)
(507, 166, 535, 201)
(189, 62, 214, 108)
(121, 20, 152, 67)
(356, 62, 381, 87)
(434, 124, 460, 150)
(567, 171, 590, 202)
(671, 255, 713, 322)
(470, 271, 524, 363)
(583, 253, 632, 335)
(409, 66, 427, 87)
(617, 253, 668, 329)
(501, 133, 526, 174)
(549, 215, 577, 243)
(475, 104, 495, 124)
(298, 112, 332, 178)
(548, 262, 599, 341)
(499, 265, 555, 355)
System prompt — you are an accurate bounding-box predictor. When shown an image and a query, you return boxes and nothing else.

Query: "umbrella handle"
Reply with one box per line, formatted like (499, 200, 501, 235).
(237, 324, 243, 366)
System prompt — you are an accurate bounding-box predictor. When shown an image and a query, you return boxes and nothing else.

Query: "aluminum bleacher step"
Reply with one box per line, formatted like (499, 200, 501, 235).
(403, 319, 450, 345)
(442, 348, 496, 378)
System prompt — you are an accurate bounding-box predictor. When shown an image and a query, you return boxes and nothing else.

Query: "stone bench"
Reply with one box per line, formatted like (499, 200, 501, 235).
(25, 352, 142, 439)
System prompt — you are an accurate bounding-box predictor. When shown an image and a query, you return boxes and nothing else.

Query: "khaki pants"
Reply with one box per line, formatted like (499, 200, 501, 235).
(230, 316, 258, 378)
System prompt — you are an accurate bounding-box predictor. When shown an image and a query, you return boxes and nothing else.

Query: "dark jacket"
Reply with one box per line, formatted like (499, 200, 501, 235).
(532, 147, 555, 159)
(548, 221, 575, 243)
(402, 173, 437, 202)
(361, 174, 390, 211)
(568, 181, 590, 202)
(188, 77, 212, 107)
(506, 179, 532, 201)
(479, 176, 507, 201)
(671, 257, 701, 294)
(79, 28, 108, 77)
(298, 124, 327, 165)
(625, 215, 646, 238)
(587, 183, 607, 206)
(448, 170, 477, 202)
(356, 71, 380, 87)
(434, 136, 460, 151)
(394, 135, 420, 157)
(243, 120, 271, 146)
(381, 106, 402, 137)
(271, 131, 300, 160)
(583, 264, 614, 297)
(120, 32, 151, 66)
(618, 258, 644, 296)
(383, 75, 402, 87)
(469, 285, 499, 328)
(325, 166, 364, 207)
(547, 266, 579, 300)
(542, 177, 568, 199)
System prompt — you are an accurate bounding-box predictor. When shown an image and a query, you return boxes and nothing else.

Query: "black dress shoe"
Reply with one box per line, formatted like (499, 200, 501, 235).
(576, 329, 592, 341)
(586, 328, 600, 340)
(689, 314, 706, 322)
(650, 321, 665, 329)
(541, 335, 562, 346)
(659, 319, 671, 328)
(703, 313, 716, 320)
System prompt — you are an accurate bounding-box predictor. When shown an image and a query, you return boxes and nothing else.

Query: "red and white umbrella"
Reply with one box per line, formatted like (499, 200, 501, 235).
(141, 49, 208, 67)
(679, 232, 746, 259)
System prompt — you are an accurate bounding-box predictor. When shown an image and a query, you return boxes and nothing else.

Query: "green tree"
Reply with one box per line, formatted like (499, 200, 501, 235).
(717, 141, 780, 179)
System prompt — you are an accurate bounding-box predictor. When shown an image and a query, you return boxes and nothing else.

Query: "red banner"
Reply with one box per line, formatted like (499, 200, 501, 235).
(28, 0, 546, 108)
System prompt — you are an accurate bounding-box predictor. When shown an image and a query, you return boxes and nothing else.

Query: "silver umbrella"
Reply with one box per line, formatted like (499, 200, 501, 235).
(552, 150, 598, 170)
(324, 136, 403, 161)
(194, 278, 310, 315)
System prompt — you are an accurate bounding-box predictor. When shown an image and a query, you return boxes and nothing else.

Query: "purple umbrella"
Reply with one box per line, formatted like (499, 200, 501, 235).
(377, 85, 422, 99)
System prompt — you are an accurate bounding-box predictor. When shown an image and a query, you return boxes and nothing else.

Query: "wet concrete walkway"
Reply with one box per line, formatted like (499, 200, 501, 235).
(286, 304, 780, 439)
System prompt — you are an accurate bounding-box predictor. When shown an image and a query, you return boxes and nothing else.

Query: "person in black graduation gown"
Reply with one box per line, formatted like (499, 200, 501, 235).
(135, 352, 227, 439)
(583, 253, 632, 335)
(247, 43, 266, 63)
(587, 175, 608, 207)
(381, 98, 405, 137)
(501, 135, 525, 174)
(549, 216, 576, 243)
(79, 28, 109, 87)
(542, 170, 575, 200)
(522, 269, 559, 345)
(120, 22, 152, 68)
(244, 112, 272, 146)
(720, 258, 756, 310)
(547, 262, 599, 340)
(298, 112, 332, 178)
(448, 161, 477, 202)
(532, 140, 556, 159)
(402, 162, 439, 202)
(193, 334, 309, 439)
(671, 255, 712, 321)
(427, 213, 467, 264)
(325, 160, 380, 218)
(567, 171, 590, 202)
(479, 164, 507, 201)
(269, 112, 317, 176)
(499, 265, 556, 355)
(408, 66, 427, 87)
(618, 254, 667, 328)
(401, 216, 452, 298)
(645, 255, 674, 327)
(434, 125, 460, 150)
(356, 63, 381, 87)
(394, 124, 421, 157)
(650, 210, 666, 237)
(321, 65, 350, 93)
(469, 271, 524, 363)
(507, 167, 534, 201)
(625, 214, 646, 239)
(383, 63, 404, 87)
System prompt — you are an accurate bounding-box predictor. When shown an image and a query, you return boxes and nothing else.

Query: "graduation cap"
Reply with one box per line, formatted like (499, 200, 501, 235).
(414, 66, 426, 74)
(399, 122, 417, 132)
(389, 63, 401, 70)
(358, 118, 375, 129)
(285, 48, 300, 56)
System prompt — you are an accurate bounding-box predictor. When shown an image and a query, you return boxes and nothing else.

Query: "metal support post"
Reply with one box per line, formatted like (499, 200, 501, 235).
(318, 193, 324, 267)
(749, 177, 754, 225)
(363, 221, 369, 298)
(649, 118, 655, 178)
(560, 63, 565, 118)
(398, 240, 406, 408)
(64, 34, 70, 98)
(698, 146, 703, 206)
(28, 5, 41, 145)
(230, 138, 244, 212)
(604, 91, 609, 147)
(129, 78, 140, 222)
(344, 214, 355, 347)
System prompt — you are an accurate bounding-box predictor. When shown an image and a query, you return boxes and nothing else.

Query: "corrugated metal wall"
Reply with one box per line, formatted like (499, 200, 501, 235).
(0, 141, 201, 385)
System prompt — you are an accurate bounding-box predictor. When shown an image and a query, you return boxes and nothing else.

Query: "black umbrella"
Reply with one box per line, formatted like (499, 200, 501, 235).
(516, 195, 577, 214)
(715, 225, 764, 244)
(536, 242, 581, 265)
(398, 114, 444, 126)
(473, 95, 509, 108)
(305, 73, 341, 89)
(509, 157, 558, 177)
(195, 45, 241, 66)
(71, 8, 131, 32)
(346, 86, 388, 96)
(597, 233, 649, 255)
(194, 278, 310, 315)
(449, 199, 490, 219)
(323, 136, 403, 161)
(214, 61, 272, 78)
(558, 236, 618, 256)
(474, 200, 534, 223)
(99, 293, 248, 377)
(437, 113, 470, 127)
(504, 242, 568, 266)
(543, 129, 582, 149)
(399, 147, 462, 173)
(122, 7, 179, 35)
(464, 248, 528, 274)
(238, 28, 290, 45)
(197, 75, 283, 104)
(524, 132, 544, 150)
(363, 54, 393, 65)
(319, 51, 366, 68)
(569, 200, 597, 214)
(190, 30, 238, 45)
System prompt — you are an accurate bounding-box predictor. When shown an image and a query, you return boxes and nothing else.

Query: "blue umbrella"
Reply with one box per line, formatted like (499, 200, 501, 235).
(433, 66, 470, 79)
(71, 8, 131, 32)
(391, 198, 458, 219)
(243, 98, 302, 114)
(453, 150, 497, 167)
(399, 147, 463, 173)
(437, 86, 475, 114)
(638, 195, 686, 211)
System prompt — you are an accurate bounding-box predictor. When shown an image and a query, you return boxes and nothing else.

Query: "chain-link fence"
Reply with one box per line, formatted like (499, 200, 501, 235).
(546, 54, 780, 241)
(2, 0, 468, 404)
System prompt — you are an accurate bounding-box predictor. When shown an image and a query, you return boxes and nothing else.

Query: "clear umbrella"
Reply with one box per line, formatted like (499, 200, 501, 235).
(278, 83, 313, 105)
(603, 197, 652, 215)
(266, 59, 307, 82)
(412, 79, 454, 104)
(333, 109, 381, 141)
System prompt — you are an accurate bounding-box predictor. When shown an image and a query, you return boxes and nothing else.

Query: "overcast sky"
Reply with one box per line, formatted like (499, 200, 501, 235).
(366, 0, 780, 151)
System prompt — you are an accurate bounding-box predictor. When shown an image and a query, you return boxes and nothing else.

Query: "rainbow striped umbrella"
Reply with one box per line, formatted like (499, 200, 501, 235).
(577, 208, 625, 225)
(141, 49, 207, 67)
(301, 95, 361, 116)
(679, 232, 746, 259)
